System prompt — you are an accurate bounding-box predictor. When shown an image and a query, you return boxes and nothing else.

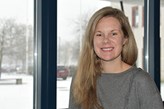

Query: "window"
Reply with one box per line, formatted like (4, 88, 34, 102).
(0, 0, 34, 109)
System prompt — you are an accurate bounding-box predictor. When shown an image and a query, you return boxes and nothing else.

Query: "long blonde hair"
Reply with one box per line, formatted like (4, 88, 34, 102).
(72, 6, 138, 109)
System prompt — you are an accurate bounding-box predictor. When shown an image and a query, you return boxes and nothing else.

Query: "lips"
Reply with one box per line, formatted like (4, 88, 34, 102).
(101, 47, 114, 51)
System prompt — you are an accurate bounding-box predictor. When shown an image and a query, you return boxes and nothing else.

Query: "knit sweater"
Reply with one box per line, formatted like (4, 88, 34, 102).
(69, 67, 164, 109)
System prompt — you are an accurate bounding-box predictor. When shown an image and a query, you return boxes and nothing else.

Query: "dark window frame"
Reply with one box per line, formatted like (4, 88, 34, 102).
(143, 0, 160, 91)
(34, 0, 57, 109)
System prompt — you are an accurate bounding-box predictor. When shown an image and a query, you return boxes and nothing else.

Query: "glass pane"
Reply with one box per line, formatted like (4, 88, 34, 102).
(57, 0, 144, 108)
(0, 0, 34, 109)
(160, 1, 164, 100)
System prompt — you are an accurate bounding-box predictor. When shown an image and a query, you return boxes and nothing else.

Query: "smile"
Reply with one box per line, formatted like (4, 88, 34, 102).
(101, 47, 114, 51)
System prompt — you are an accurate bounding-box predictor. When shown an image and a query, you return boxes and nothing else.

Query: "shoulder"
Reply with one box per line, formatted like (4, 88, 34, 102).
(133, 68, 152, 82)
(132, 68, 164, 108)
(133, 67, 159, 92)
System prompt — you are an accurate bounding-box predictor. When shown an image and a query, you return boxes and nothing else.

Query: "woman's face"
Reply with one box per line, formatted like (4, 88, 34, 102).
(93, 16, 127, 62)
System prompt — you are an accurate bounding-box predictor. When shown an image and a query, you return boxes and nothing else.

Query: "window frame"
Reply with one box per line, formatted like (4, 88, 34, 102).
(143, 0, 160, 91)
(34, 0, 57, 109)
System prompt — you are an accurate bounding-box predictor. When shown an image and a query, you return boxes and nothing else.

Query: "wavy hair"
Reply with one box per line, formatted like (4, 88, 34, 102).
(72, 6, 138, 109)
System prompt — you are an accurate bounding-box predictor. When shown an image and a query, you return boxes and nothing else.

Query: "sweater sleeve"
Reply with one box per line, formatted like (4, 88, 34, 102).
(135, 70, 164, 109)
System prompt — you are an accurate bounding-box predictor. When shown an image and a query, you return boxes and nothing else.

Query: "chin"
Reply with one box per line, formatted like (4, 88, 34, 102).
(99, 57, 114, 62)
(101, 59, 113, 62)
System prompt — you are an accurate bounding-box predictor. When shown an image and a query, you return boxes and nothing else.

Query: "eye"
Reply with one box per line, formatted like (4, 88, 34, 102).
(111, 32, 118, 36)
(95, 32, 102, 37)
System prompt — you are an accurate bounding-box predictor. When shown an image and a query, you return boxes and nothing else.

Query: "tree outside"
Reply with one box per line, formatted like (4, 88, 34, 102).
(0, 18, 33, 78)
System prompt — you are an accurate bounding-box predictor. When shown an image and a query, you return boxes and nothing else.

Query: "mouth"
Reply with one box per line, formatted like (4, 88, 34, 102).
(101, 47, 114, 52)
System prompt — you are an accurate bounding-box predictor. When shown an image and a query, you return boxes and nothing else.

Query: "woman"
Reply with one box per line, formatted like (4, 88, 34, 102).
(69, 6, 164, 109)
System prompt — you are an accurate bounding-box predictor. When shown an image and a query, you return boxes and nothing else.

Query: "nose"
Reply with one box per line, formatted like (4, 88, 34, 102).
(103, 36, 110, 44)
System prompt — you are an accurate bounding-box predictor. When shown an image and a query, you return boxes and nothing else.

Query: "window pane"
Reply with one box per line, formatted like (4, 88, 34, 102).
(160, 1, 164, 100)
(0, 0, 34, 109)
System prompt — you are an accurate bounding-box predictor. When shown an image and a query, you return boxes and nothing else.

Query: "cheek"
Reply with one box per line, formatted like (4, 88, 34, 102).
(117, 37, 127, 46)
(93, 38, 101, 49)
(93, 41, 97, 52)
(93, 39, 100, 55)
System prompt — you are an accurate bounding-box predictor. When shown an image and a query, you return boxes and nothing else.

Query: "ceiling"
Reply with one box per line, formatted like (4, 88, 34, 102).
(102, 0, 164, 6)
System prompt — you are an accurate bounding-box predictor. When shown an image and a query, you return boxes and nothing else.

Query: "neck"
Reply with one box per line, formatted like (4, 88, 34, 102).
(101, 60, 131, 73)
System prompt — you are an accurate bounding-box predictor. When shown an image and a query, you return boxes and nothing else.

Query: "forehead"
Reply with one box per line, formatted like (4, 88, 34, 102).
(96, 16, 121, 29)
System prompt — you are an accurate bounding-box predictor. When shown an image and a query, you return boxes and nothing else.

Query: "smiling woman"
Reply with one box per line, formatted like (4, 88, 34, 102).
(69, 6, 163, 109)
(57, 0, 164, 109)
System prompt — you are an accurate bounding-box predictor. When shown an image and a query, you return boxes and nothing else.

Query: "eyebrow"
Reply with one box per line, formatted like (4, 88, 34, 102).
(111, 29, 121, 32)
(94, 28, 121, 33)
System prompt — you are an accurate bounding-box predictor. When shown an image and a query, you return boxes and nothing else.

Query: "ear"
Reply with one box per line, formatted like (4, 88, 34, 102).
(123, 37, 128, 45)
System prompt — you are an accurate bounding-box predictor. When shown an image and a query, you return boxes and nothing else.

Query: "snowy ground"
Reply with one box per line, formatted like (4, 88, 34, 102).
(0, 74, 164, 109)
(0, 73, 72, 109)
(57, 77, 72, 109)
(0, 73, 33, 109)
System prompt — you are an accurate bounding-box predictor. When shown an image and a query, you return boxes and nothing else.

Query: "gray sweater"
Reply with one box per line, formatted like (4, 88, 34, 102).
(69, 67, 164, 109)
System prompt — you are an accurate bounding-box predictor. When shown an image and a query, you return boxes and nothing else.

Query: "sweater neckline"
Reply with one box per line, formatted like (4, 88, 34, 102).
(101, 66, 136, 76)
